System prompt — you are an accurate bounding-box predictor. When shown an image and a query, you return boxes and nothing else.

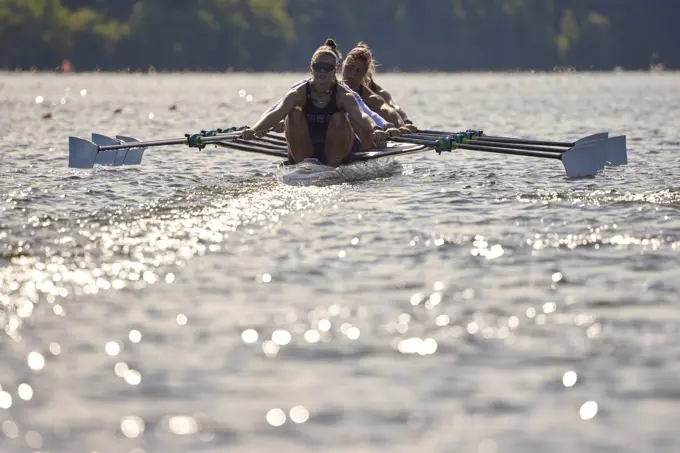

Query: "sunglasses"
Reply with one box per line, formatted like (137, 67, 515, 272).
(311, 62, 336, 73)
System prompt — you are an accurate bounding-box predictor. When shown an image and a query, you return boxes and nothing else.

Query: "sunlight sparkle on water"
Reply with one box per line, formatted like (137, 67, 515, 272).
(177, 314, 188, 325)
(262, 341, 280, 357)
(242, 329, 259, 343)
(129, 329, 142, 343)
(27, 351, 45, 370)
(114, 362, 129, 377)
(579, 401, 598, 420)
(2, 420, 19, 438)
(26, 430, 43, 448)
(435, 314, 450, 326)
(0, 391, 12, 409)
(18, 383, 33, 400)
(164, 415, 199, 435)
(121, 416, 145, 438)
(290, 406, 310, 424)
(563, 371, 578, 387)
(397, 338, 437, 355)
(318, 319, 331, 332)
(266, 408, 286, 426)
(304, 329, 321, 343)
(124, 369, 142, 385)
(105, 341, 122, 356)
(272, 329, 291, 346)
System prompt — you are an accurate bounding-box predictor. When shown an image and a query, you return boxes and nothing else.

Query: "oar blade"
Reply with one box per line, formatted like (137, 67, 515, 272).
(116, 135, 146, 165)
(561, 142, 606, 178)
(68, 136, 100, 169)
(575, 132, 608, 145)
(605, 135, 627, 166)
(92, 133, 124, 166)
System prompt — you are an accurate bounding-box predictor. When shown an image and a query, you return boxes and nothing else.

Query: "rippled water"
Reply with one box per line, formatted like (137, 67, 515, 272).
(1, 71, 679, 453)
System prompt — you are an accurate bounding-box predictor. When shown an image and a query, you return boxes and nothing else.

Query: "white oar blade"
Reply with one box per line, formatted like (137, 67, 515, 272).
(575, 132, 608, 145)
(605, 135, 627, 166)
(116, 135, 145, 165)
(68, 136, 100, 169)
(92, 133, 125, 166)
(561, 142, 606, 178)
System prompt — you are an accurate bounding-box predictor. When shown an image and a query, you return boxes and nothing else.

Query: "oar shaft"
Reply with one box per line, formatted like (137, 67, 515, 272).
(390, 137, 562, 160)
(404, 134, 567, 153)
(97, 131, 244, 151)
(418, 130, 575, 148)
(98, 137, 186, 151)
(212, 141, 288, 159)
(472, 136, 574, 148)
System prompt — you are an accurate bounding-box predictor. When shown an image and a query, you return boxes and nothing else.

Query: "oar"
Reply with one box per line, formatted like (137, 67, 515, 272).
(68, 128, 272, 169)
(403, 133, 569, 154)
(417, 129, 627, 166)
(390, 135, 605, 178)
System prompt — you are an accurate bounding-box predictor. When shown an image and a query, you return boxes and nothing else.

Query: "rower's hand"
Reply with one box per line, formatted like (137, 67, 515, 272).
(398, 126, 412, 135)
(404, 124, 418, 133)
(385, 127, 401, 138)
(273, 121, 285, 133)
(372, 130, 388, 148)
(241, 128, 257, 140)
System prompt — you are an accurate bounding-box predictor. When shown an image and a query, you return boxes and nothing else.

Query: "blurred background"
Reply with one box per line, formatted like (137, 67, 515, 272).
(0, 0, 675, 72)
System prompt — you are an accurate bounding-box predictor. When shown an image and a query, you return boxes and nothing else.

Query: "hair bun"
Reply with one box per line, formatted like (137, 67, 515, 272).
(325, 38, 337, 48)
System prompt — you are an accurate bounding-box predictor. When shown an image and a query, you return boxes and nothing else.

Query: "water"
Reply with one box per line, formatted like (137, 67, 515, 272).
(1, 71, 679, 453)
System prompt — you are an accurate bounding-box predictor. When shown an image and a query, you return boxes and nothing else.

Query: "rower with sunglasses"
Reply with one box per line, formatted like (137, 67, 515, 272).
(262, 39, 399, 142)
(242, 40, 391, 167)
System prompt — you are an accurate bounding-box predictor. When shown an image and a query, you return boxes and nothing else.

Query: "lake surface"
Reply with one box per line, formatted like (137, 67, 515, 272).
(1, 71, 679, 453)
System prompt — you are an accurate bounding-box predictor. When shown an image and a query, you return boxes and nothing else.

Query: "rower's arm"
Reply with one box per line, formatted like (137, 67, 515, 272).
(251, 90, 301, 132)
(341, 83, 388, 129)
(338, 88, 379, 133)
(373, 84, 412, 124)
(363, 86, 405, 127)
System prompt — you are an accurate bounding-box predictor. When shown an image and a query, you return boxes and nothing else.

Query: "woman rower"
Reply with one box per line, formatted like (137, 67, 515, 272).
(263, 39, 400, 143)
(341, 42, 418, 133)
(242, 40, 389, 167)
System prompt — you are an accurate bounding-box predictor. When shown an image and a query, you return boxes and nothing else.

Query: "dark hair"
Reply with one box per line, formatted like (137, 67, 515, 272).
(324, 38, 342, 60)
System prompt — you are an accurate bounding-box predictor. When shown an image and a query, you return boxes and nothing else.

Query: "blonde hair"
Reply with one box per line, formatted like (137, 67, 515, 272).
(310, 38, 341, 82)
(345, 42, 377, 89)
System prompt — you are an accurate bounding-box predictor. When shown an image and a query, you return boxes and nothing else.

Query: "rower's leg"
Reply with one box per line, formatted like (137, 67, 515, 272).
(347, 114, 374, 151)
(285, 109, 314, 163)
(324, 112, 353, 167)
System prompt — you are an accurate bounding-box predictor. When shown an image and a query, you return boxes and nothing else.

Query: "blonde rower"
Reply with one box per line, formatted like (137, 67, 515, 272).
(242, 41, 388, 167)
(341, 42, 418, 133)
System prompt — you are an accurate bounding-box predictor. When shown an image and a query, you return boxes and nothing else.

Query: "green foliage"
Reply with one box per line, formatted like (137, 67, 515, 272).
(0, 0, 676, 70)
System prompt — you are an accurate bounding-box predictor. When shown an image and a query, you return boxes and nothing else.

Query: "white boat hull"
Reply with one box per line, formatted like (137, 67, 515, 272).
(280, 142, 421, 186)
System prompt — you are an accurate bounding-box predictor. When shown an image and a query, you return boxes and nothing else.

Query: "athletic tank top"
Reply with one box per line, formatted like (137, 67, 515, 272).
(302, 81, 339, 131)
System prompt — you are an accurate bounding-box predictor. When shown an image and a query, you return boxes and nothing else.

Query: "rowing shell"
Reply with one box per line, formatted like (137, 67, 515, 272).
(279, 142, 427, 185)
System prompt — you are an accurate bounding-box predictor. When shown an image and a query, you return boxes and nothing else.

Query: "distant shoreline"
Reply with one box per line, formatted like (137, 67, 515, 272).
(0, 67, 675, 76)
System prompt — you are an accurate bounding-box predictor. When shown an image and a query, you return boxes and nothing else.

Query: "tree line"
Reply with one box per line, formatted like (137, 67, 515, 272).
(0, 0, 675, 72)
